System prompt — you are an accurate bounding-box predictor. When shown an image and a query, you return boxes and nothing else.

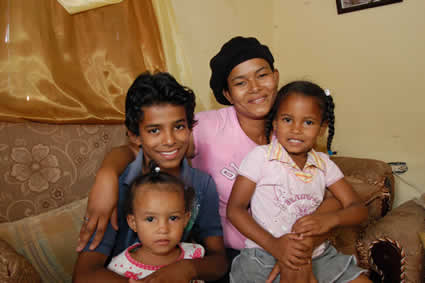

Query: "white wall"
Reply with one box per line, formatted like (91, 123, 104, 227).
(171, 0, 425, 206)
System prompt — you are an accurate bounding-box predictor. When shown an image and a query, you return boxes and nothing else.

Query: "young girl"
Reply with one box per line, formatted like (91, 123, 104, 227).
(107, 161, 204, 282)
(227, 81, 371, 283)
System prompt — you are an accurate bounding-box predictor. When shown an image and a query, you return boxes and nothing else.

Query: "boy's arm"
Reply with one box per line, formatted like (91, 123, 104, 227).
(136, 236, 228, 282)
(76, 145, 136, 251)
(72, 252, 128, 283)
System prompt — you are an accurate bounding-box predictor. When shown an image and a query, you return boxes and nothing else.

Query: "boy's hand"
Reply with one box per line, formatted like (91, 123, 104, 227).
(292, 213, 338, 237)
(138, 260, 194, 282)
(272, 233, 312, 270)
(76, 168, 119, 252)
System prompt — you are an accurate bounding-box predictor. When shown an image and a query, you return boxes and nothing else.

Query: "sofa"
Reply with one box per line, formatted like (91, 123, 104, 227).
(0, 121, 424, 283)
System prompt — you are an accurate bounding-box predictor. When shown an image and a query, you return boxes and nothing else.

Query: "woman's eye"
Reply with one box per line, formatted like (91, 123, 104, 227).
(305, 120, 314, 126)
(148, 128, 160, 134)
(145, 216, 154, 222)
(169, 216, 179, 221)
(234, 81, 246, 87)
(283, 118, 291, 123)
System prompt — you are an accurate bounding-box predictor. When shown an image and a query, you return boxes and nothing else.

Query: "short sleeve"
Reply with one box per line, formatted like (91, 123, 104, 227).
(322, 154, 344, 187)
(193, 176, 223, 241)
(238, 146, 266, 183)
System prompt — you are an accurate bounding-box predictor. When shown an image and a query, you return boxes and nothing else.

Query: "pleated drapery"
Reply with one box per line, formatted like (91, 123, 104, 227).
(0, 0, 165, 123)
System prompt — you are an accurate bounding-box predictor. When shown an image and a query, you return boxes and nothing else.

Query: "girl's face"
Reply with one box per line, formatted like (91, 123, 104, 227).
(273, 94, 327, 167)
(127, 185, 190, 259)
(135, 104, 190, 176)
(223, 58, 279, 120)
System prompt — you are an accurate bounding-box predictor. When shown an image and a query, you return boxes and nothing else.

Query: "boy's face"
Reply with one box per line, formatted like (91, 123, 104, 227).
(136, 104, 190, 176)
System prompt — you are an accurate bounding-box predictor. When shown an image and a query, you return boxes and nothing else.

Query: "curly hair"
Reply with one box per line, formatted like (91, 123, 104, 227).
(125, 72, 196, 136)
(124, 161, 195, 217)
(265, 81, 335, 153)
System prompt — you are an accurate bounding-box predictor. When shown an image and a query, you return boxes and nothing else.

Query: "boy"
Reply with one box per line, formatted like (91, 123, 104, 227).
(73, 72, 228, 282)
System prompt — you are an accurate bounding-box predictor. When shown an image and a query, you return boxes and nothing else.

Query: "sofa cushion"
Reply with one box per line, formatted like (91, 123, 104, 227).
(0, 198, 87, 283)
(0, 239, 42, 283)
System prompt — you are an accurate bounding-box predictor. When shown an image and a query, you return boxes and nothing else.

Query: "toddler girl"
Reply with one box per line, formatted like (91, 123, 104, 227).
(107, 161, 204, 282)
(227, 81, 371, 283)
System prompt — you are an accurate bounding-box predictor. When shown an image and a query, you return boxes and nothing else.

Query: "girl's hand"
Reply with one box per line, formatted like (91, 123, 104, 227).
(272, 233, 313, 270)
(292, 213, 338, 236)
(76, 168, 119, 252)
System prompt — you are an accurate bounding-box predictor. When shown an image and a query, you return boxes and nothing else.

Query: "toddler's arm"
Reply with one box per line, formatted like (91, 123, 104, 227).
(227, 175, 311, 270)
(76, 145, 136, 251)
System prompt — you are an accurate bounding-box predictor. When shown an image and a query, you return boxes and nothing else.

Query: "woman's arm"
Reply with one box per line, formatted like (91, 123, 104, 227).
(227, 175, 311, 270)
(76, 145, 136, 251)
(293, 178, 368, 237)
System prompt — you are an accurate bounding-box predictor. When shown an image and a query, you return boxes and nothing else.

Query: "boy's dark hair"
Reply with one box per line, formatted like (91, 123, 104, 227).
(124, 161, 195, 217)
(265, 81, 335, 153)
(125, 72, 196, 136)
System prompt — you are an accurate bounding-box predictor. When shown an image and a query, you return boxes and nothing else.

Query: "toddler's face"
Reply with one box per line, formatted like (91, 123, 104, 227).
(127, 185, 190, 259)
(273, 94, 327, 167)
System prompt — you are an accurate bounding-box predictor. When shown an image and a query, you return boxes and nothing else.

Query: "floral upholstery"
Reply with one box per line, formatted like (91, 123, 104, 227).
(0, 122, 126, 223)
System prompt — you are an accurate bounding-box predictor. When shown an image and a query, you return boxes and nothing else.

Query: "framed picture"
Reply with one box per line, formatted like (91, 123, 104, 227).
(336, 0, 403, 14)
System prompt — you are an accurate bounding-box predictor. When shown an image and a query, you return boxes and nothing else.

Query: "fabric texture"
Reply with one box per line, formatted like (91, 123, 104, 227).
(0, 0, 164, 123)
(0, 239, 42, 283)
(0, 197, 87, 283)
(192, 107, 257, 250)
(108, 242, 204, 282)
(57, 0, 123, 14)
(238, 138, 343, 253)
(84, 148, 222, 258)
(230, 246, 366, 283)
(0, 122, 126, 223)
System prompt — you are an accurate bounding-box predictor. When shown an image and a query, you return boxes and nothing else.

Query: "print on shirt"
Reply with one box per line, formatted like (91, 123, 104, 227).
(220, 162, 239, 181)
(269, 184, 322, 233)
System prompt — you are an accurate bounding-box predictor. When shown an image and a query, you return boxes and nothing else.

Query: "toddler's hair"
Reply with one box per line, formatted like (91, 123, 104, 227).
(265, 81, 335, 153)
(124, 160, 195, 216)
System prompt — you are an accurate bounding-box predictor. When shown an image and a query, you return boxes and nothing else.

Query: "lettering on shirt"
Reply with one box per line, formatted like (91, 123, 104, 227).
(220, 162, 239, 180)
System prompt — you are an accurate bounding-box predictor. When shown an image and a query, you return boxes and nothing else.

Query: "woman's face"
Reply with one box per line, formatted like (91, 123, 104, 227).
(223, 58, 279, 120)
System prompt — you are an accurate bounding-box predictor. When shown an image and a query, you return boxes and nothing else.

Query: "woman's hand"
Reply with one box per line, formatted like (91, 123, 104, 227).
(292, 213, 338, 237)
(76, 168, 119, 251)
(271, 233, 313, 270)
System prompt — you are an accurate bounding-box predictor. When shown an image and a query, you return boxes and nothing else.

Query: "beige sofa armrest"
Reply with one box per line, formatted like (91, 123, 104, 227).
(357, 200, 425, 283)
(0, 239, 42, 283)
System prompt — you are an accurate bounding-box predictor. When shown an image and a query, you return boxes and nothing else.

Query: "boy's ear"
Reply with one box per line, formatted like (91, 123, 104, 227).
(222, 90, 233, 105)
(127, 214, 137, 232)
(319, 122, 328, 137)
(127, 130, 142, 147)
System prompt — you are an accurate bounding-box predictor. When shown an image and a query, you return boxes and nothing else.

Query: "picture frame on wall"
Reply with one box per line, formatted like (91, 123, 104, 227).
(336, 0, 403, 14)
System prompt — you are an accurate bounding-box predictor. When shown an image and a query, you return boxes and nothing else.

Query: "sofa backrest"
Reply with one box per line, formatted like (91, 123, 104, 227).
(0, 121, 127, 223)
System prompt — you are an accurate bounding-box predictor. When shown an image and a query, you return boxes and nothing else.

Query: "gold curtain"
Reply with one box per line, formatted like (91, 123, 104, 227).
(0, 0, 165, 123)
